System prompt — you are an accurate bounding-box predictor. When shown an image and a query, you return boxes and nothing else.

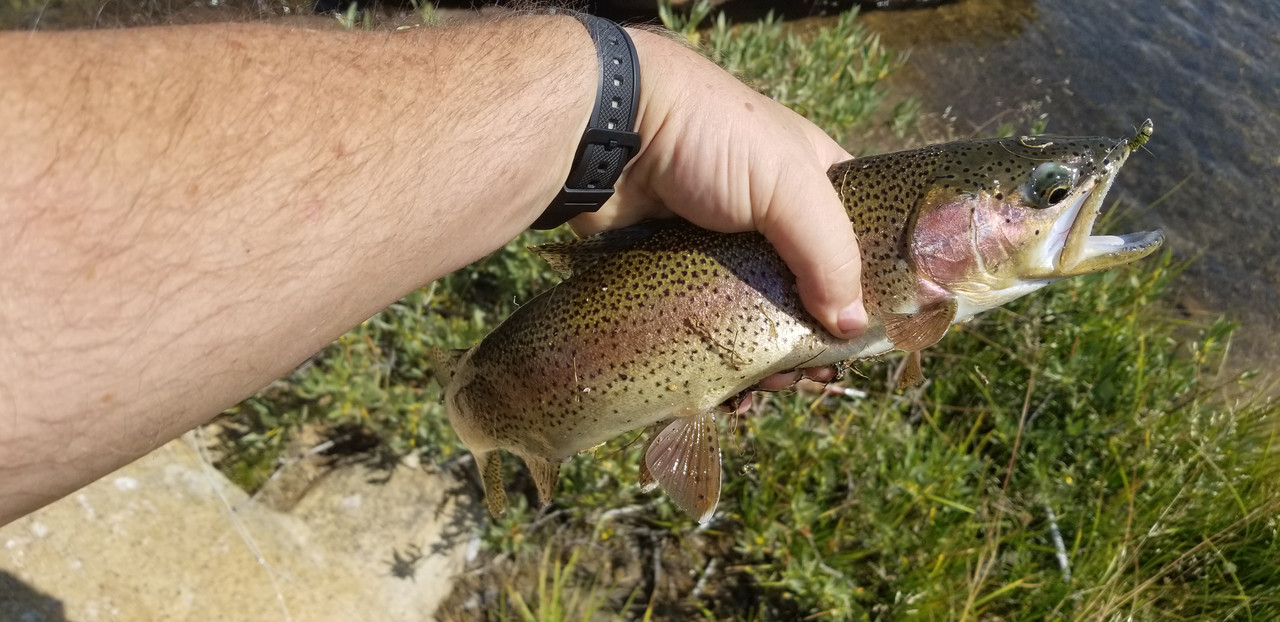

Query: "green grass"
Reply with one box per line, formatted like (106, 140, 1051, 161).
(218, 227, 569, 491)
(720, 253, 1279, 620)
(437, 252, 1279, 621)
(663, 0, 913, 145)
(214, 4, 1280, 620)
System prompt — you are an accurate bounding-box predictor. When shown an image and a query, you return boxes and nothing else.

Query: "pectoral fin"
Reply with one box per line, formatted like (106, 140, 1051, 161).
(523, 455, 562, 508)
(475, 450, 507, 518)
(883, 298, 958, 353)
(644, 411, 722, 524)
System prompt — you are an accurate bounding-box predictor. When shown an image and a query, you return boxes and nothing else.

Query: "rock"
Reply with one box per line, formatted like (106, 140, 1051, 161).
(0, 432, 482, 622)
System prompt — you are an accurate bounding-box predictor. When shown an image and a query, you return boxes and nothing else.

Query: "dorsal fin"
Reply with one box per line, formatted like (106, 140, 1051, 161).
(530, 220, 667, 278)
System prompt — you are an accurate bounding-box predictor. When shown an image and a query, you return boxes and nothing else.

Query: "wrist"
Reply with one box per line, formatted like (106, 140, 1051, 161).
(556, 27, 700, 234)
(532, 14, 643, 230)
(387, 15, 597, 255)
(622, 28, 695, 160)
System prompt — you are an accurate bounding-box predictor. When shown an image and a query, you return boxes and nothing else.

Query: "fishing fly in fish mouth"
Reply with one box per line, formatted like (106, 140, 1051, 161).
(435, 120, 1163, 524)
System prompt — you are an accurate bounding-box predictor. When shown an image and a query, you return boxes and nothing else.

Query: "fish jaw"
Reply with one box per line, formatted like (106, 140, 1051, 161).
(1059, 230, 1165, 276)
(1045, 120, 1164, 278)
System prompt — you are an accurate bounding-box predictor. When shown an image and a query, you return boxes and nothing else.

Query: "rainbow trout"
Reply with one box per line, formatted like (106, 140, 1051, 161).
(437, 122, 1163, 522)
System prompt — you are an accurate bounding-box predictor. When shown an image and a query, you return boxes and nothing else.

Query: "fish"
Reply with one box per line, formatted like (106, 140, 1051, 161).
(435, 121, 1164, 523)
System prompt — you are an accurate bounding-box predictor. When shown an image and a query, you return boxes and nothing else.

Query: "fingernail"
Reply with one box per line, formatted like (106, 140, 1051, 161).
(836, 302, 868, 338)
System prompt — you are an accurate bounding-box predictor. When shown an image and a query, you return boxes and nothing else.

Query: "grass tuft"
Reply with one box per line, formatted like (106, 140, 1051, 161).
(661, 0, 912, 144)
(216, 228, 568, 491)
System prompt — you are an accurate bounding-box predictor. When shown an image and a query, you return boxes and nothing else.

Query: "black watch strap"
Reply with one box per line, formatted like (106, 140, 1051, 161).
(531, 14, 642, 230)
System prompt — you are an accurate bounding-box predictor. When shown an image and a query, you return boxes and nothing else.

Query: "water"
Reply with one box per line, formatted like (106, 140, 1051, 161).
(857, 0, 1280, 369)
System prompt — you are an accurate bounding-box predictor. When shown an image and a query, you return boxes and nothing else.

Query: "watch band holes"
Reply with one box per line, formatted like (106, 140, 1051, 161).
(535, 17, 637, 230)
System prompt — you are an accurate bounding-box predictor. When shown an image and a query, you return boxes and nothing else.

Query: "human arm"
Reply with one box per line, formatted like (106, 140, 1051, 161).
(0, 18, 597, 521)
(0, 16, 864, 524)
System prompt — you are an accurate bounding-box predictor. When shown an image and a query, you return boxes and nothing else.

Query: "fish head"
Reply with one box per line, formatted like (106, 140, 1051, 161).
(910, 121, 1164, 308)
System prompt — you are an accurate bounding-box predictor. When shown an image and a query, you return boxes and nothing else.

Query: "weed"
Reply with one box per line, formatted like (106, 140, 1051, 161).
(660, 0, 909, 144)
(217, 228, 568, 491)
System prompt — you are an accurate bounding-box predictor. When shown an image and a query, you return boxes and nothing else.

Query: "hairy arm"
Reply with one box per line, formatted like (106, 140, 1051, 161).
(0, 18, 595, 521)
(0, 16, 866, 524)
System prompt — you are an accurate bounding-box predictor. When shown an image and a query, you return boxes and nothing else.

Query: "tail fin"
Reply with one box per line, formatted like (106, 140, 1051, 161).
(429, 347, 469, 390)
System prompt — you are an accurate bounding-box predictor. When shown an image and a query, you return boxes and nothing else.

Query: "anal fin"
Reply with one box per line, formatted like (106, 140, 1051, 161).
(475, 450, 507, 518)
(644, 411, 722, 524)
(523, 455, 562, 508)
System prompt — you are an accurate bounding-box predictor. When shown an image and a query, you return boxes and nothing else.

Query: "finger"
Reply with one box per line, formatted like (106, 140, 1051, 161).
(757, 164, 867, 339)
(755, 370, 801, 391)
(801, 365, 838, 383)
(795, 378, 828, 394)
(718, 391, 753, 414)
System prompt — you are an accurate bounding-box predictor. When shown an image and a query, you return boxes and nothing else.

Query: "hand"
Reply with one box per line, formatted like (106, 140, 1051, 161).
(569, 28, 868, 339)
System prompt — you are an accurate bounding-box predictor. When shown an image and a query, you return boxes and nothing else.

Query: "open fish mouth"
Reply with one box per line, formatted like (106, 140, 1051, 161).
(1055, 120, 1164, 276)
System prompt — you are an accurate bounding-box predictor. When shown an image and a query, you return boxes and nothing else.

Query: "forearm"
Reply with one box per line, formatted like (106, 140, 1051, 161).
(0, 18, 594, 521)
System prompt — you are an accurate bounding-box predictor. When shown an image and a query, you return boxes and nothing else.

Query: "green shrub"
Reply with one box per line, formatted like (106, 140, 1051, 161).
(219, 4, 1280, 620)
(218, 228, 568, 490)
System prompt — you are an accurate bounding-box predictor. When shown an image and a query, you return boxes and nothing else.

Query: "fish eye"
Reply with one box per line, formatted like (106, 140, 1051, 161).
(1028, 162, 1078, 208)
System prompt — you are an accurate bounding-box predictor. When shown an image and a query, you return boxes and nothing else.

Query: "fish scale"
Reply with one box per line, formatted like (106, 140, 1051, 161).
(451, 226, 827, 458)
(438, 122, 1163, 522)
(838, 146, 942, 314)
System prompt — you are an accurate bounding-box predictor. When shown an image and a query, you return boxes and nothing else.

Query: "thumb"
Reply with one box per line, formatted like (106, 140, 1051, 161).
(757, 163, 867, 339)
